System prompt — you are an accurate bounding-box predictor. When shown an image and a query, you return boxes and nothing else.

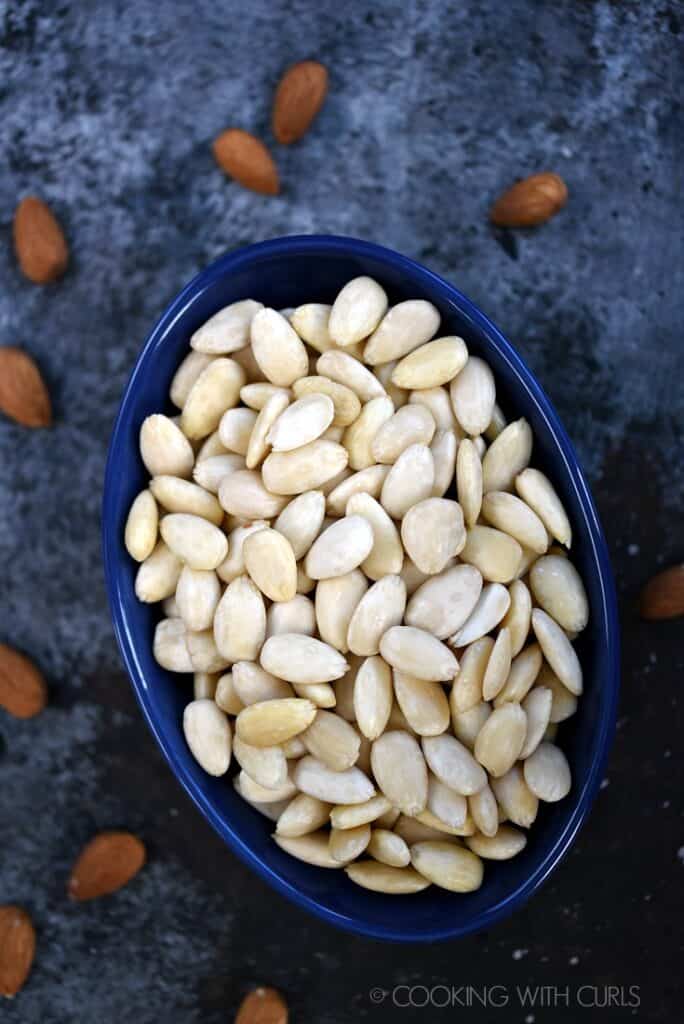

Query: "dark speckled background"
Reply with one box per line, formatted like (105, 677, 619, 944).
(1, 1, 683, 1021)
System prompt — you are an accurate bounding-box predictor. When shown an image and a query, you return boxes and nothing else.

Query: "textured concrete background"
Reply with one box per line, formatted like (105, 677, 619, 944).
(1, 0, 682, 1021)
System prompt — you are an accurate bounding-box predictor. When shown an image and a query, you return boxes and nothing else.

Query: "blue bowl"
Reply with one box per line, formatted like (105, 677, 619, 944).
(102, 235, 619, 942)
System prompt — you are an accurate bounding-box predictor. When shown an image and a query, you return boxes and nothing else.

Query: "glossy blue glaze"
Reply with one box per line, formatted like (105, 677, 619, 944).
(102, 236, 619, 942)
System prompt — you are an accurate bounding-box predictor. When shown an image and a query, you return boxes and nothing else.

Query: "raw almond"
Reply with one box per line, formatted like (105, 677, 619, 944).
(468, 784, 499, 837)
(171, 351, 216, 408)
(0, 347, 52, 428)
(406, 564, 482, 640)
(364, 300, 441, 365)
(140, 414, 194, 478)
(329, 793, 391, 830)
(326, 465, 389, 516)
(371, 730, 428, 815)
(240, 383, 291, 411)
(212, 129, 279, 195)
(380, 626, 458, 682)
(294, 755, 375, 804)
(215, 673, 245, 715)
(304, 515, 374, 579)
(191, 299, 264, 354)
(153, 618, 192, 672)
(391, 337, 468, 390)
(515, 468, 572, 547)
(260, 633, 348, 683)
(187, 628, 229, 673)
(494, 643, 543, 706)
(449, 581, 510, 646)
(235, 986, 289, 1024)
(273, 60, 328, 144)
(482, 418, 533, 493)
(427, 777, 467, 829)
(250, 308, 309, 387)
(347, 575, 407, 656)
(0, 905, 35, 997)
(482, 627, 512, 701)
(13, 195, 68, 283)
(214, 576, 266, 662)
(411, 840, 483, 892)
(0, 643, 48, 719)
(401, 497, 466, 574)
(329, 276, 388, 347)
(490, 172, 568, 227)
(246, 391, 290, 469)
(345, 861, 430, 894)
(430, 428, 458, 497)
(263, 440, 349, 495)
(640, 564, 684, 620)
(380, 443, 435, 519)
(68, 831, 146, 900)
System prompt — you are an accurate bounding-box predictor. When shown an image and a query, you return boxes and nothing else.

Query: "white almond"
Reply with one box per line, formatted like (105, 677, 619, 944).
(160, 513, 227, 570)
(371, 404, 436, 464)
(232, 662, 293, 704)
(430, 429, 458, 497)
(237, 768, 297, 804)
(181, 358, 245, 439)
(276, 794, 332, 838)
(218, 469, 288, 518)
(185, 628, 229, 673)
(245, 391, 290, 469)
(218, 407, 258, 455)
(240, 382, 291, 411)
(329, 824, 371, 863)
(380, 626, 458, 682)
(364, 299, 441, 364)
(422, 734, 487, 795)
(301, 710, 361, 771)
(482, 627, 512, 701)
(411, 841, 483, 892)
(451, 701, 491, 750)
(170, 351, 215, 408)
(466, 825, 527, 860)
(538, 664, 578, 723)
(343, 395, 395, 471)
(392, 337, 468, 389)
(262, 440, 349, 495)
(531, 608, 583, 695)
(274, 490, 325, 560)
(214, 673, 245, 715)
(135, 540, 182, 603)
(294, 755, 375, 804)
(393, 814, 452, 844)
(267, 595, 316, 638)
(459, 525, 522, 584)
(494, 643, 543, 706)
(401, 497, 466, 575)
(491, 764, 539, 827)
(329, 276, 388, 346)
(393, 671, 450, 737)
(193, 453, 246, 494)
(409, 386, 457, 432)
(261, 634, 348, 684)
(474, 704, 527, 778)
(529, 555, 589, 633)
(449, 582, 511, 646)
(150, 475, 223, 524)
(482, 491, 548, 555)
(213, 576, 266, 662)
(191, 299, 263, 354)
(154, 618, 192, 672)
(125, 489, 158, 562)
(516, 468, 572, 547)
(231, 343, 266, 382)
(500, 578, 532, 656)
(243, 528, 297, 603)
(406, 564, 483, 639)
(456, 438, 483, 527)
(380, 443, 435, 519)
(345, 492, 403, 579)
(250, 308, 309, 386)
(523, 742, 571, 802)
(304, 515, 374, 579)
(315, 570, 368, 652)
(367, 829, 410, 867)
(484, 402, 507, 441)
(316, 350, 386, 402)
(352, 655, 393, 740)
(290, 303, 334, 352)
(347, 576, 406, 656)
(266, 393, 335, 452)
(450, 637, 493, 714)
(233, 736, 288, 790)
(236, 698, 316, 747)
(427, 777, 467, 829)
(233, 781, 290, 821)
(193, 671, 218, 700)
(140, 414, 194, 478)
(292, 681, 334, 707)
(183, 699, 232, 776)
(520, 687, 553, 758)
(176, 566, 221, 631)
(482, 418, 533, 493)
(292, 375, 362, 427)
(216, 521, 269, 584)
(449, 356, 496, 436)
(345, 861, 430, 893)
(468, 784, 499, 837)
(371, 730, 428, 816)
(329, 794, 391, 830)
(296, 564, 316, 595)
(273, 831, 342, 869)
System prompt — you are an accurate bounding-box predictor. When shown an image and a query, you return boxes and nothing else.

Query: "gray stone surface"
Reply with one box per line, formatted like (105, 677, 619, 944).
(1, 0, 682, 1021)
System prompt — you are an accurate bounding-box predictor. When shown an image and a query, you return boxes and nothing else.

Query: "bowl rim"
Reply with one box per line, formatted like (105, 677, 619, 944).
(102, 234, 620, 942)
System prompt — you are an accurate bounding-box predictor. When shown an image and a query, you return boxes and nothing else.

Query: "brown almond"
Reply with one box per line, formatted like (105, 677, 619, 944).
(273, 60, 328, 144)
(13, 196, 69, 284)
(68, 831, 146, 901)
(212, 129, 279, 196)
(490, 173, 568, 228)
(640, 564, 684, 620)
(0, 643, 48, 718)
(235, 986, 288, 1024)
(0, 348, 52, 428)
(0, 906, 36, 998)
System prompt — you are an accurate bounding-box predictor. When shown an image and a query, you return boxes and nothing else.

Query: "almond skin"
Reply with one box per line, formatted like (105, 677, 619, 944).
(13, 196, 69, 283)
(212, 129, 279, 195)
(272, 60, 328, 144)
(640, 564, 684, 620)
(490, 173, 568, 227)
(0, 348, 52, 428)
(0, 906, 36, 998)
(0, 643, 48, 718)
(68, 832, 146, 901)
(235, 986, 288, 1024)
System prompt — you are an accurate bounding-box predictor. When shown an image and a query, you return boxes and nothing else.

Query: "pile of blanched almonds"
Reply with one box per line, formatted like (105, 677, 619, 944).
(124, 277, 589, 895)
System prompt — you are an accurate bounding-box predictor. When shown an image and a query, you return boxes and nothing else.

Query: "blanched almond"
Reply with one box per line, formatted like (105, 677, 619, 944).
(236, 698, 316, 747)
(426, 776, 467, 829)
(216, 521, 269, 583)
(430, 428, 458, 497)
(218, 468, 289, 518)
(409, 386, 457, 432)
(371, 404, 436, 464)
(140, 414, 194, 478)
(422, 733, 486, 795)
(494, 643, 543, 706)
(364, 300, 441, 365)
(292, 681, 336, 707)
(245, 390, 290, 469)
(451, 701, 491, 750)
(530, 555, 589, 633)
(345, 492, 403, 579)
(347, 576, 406, 656)
(193, 671, 218, 700)
(329, 823, 371, 862)
(482, 627, 512, 701)
(466, 825, 527, 860)
(261, 633, 348, 683)
(267, 594, 316, 637)
(176, 566, 221, 631)
(482, 418, 532, 493)
(233, 778, 291, 820)
(520, 686, 553, 758)
(500, 578, 532, 656)
(538, 663, 578, 722)
(191, 299, 263, 354)
(170, 350, 216, 408)
(294, 755, 375, 804)
(301, 710, 361, 771)
(474, 703, 527, 777)
(449, 356, 496, 436)
(240, 382, 291, 411)
(150, 475, 223, 525)
(276, 794, 332, 837)
(292, 374, 362, 426)
(185, 628, 229, 673)
(290, 304, 334, 352)
(153, 618, 192, 672)
(135, 540, 182, 602)
(531, 608, 583, 695)
(345, 861, 430, 893)
(214, 576, 266, 662)
(482, 491, 548, 554)
(183, 699, 231, 775)
(411, 841, 483, 892)
(343, 395, 394, 470)
(315, 570, 368, 652)
(266, 393, 334, 451)
(367, 828, 410, 867)
(351, 655, 392, 740)
(459, 525, 522, 584)
(125, 489, 158, 561)
(218, 407, 258, 455)
(243, 528, 297, 602)
(468, 783, 499, 837)
(491, 764, 538, 827)
(456, 437, 483, 527)
(392, 337, 468, 390)
(405, 564, 482, 639)
(304, 515, 374, 579)
(371, 730, 428, 815)
(393, 672, 450, 737)
(401, 497, 466, 574)
(250, 308, 309, 386)
(316, 350, 386, 402)
(193, 453, 245, 494)
(329, 276, 388, 347)
(160, 513, 228, 570)
(274, 489, 325, 559)
(214, 672, 245, 714)
(523, 741, 571, 802)
(450, 637, 493, 713)
(263, 439, 349, 494)
(449, 582, 510, 646)
(380, 443, 435, 519)
(232, 661, 294, 704)
(516, 467, 572, 547)
(181, 358, 245, 439)
(233, 736, 288, 790)
(380, 626, 458, 681)
(273, 831, 342, 868)
(296, 564, 316, 594)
